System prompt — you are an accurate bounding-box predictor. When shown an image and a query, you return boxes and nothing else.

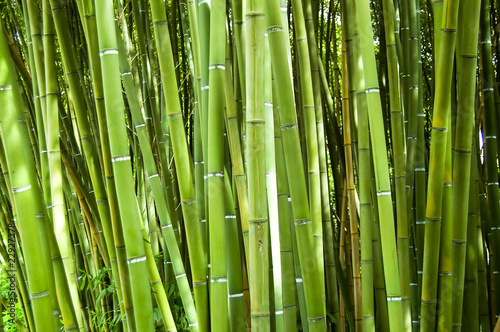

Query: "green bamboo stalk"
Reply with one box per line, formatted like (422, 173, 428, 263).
(93, 0, 155, 329)
(352, 0, 405, 328)
(115, 22, 199, 331)
(223, 34, 250, 261)
(462, 139, 480, 332)
(451, 0, 481, 329)
(150, 1, 209, 330)
(264, 0, 327, 330)
(437, 116, 452, 331)
(342, 9, 362, 325)
(479, 0, 500, 319)
(0, 27, 58, 331)
(198, 0, 210, 257)
(208, 1, 229, 330)
(301, 1, 329, 309)
(420, 0, 459, 328)
(264, 36, 284, 332)
(380, 0, 412, 329)
(289, 2, 326, 322)
(272, 91, 299, 332)
(43, 2, 85, 329)
(245, 0, 271, 329)
(354, 50, 375, 332)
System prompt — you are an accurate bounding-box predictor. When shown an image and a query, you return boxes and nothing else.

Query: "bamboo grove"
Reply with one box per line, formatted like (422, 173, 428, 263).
(0, 0, 499, 330)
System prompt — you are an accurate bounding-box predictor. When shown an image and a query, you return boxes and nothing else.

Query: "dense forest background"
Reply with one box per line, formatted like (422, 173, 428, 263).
(0, 0, 499, 331)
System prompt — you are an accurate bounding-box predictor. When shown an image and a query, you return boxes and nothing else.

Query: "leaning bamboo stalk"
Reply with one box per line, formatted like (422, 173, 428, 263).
(223, 31, 250, 267)
(115, 23, 199, 331)
(42, 0, 83, 327)
(150, 1, 209, 330)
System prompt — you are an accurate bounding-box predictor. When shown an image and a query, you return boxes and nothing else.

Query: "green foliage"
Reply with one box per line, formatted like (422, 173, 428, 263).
(0, 270, 25, 332)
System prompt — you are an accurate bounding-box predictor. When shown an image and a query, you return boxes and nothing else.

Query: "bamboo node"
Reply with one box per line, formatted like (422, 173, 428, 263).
(0, 85, 12, 91)
(251, 313, 271, 318)
(30, 290, 49, 300)
(267, 26, 283, 33)
(209, 64, 225, 70)
(127, 256, 147, 265)
(308, 316, 325, 322)
(281, 123, 297, 131)
(111, 155, 131, 163)
(249, 218, 267, 224)
(365, 88, 380, 94)
(175, 273, 187, 279)
(211, 277, 227, 283)
(229, 293, 243, 298)
(386, 296, 402, 302)
(294, 218, 311, 226)
(12, 184, 31, 193)
(99, 49, 118, 57)
(376, 190, 391, 197)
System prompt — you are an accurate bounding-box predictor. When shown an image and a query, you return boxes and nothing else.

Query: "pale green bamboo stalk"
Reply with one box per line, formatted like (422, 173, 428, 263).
(223, 33, 250, 261)
(225, 175, 246, 332)
(42, 2, 84, 329)
(342, 9, 362, 325)
(0, 28, 58, 332)
(264, 0, 326, 329)
(198, 0, 210, 256)
(301, 1, 329, 309)
(208, 1, 229, 330)
(264, 35, 284, 332)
